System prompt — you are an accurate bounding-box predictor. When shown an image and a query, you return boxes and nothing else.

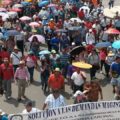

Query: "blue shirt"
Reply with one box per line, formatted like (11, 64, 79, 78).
(111, 62, 120, 75)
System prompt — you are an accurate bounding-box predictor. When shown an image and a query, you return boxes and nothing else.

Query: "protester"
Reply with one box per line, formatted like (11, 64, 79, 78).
(10, 46, 22, 72)
(14, 60, 30, 102)
(48, 68, 64, 91)
(71, 67, 86, 93)
(0, 58, 14, 100)
(22, 101, 40, 114)
(42, 89, 66, 110)
(84, 80, 103, 102)
(25, 51, 38, 83)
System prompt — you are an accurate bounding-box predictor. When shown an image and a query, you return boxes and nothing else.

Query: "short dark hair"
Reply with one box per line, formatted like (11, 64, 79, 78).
(25, 101, 33, 107)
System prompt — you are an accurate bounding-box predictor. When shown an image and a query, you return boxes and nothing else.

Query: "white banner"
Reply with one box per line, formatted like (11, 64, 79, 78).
(9, 100, 120, 120)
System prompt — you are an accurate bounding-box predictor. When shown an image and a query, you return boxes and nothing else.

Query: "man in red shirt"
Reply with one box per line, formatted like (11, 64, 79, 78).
(48, 68, 64, 91)
(0, 47, 10, 62)
(0, 58, 14, 100)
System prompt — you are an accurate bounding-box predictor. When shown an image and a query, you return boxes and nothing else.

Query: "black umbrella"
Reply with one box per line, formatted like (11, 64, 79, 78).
(70, 46, 86, 56)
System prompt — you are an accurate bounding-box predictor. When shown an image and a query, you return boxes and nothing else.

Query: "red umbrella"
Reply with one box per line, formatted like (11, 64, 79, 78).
(9, 8, 22, 12)
(2, 0, 12, 5)
(105, 28, 120, 34)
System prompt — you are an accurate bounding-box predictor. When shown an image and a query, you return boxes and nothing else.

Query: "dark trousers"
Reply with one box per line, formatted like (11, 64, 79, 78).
(109, 1, 114, 9)
(73, 84, 83, 93)
(27, 67, 34, 82)
(100, 60, 106, 71)
(16, 41, 24, 55)
(105, 64, 110, 77)
(90, 65, 97, 80)
(13, 65, 19, 72)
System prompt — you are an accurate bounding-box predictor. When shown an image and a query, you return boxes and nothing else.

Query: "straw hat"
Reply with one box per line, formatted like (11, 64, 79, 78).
(72, 62, 92, 69)
(14, 46, 19, 50)
(108, 51, 114, 57)
(0, 109, 5, 115)
(51, 50, 56, 54)
(19, 60, 25, 65)
(54, 68, 60, 72)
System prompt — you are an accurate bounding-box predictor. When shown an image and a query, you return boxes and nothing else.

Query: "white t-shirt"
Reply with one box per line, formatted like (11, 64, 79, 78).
(45, 94, 66, 109)
(10, 52, 22, 65)
(22, 108, 40, 114)
(71, 71, 86, 86)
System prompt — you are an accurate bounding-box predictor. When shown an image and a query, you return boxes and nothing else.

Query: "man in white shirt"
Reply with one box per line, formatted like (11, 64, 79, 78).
(10, 46, 22, 72)
(22, 101, 40, 114)
(42, 89, 66, 110)
(71, 68, 86, 93)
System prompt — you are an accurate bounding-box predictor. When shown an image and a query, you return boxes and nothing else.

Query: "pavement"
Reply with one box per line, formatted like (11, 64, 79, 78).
(0, 0, 120, 114)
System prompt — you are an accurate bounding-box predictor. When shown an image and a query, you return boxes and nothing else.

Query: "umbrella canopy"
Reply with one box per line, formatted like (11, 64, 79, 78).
(79, 6, 90, 13)
(28, 35, 45, 44)
(0, 12, 9, 21)
(29, 22, 40, 27)
(47, 4, 58, 7)
(105, 28, 120, 34)
(70, 18, 81, 23)
(68, 26, 81, 31)
(39, 50, 50, 55)
(70, 46, 86, 56)
(112, 40, 120, 49)
(7, 11, 18, 18)
(6, 30, 20, 36)
(2, 0, 12, 5)
(9, 8, 22, 12)
(21, 1, 31, 6)
(56, 29, 67, 33)
(95, 42, 111, 48)
(19, 16, 31, 21)
(0, 8, 7, 12)
(38, 1, 49, 7)
(72, 62, 92, 69)
(12, 4, 23, 8)
(104, 6, 120, 19)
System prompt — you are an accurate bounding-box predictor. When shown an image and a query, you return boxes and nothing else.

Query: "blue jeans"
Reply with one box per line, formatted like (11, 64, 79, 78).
(27, 67, 34, 82)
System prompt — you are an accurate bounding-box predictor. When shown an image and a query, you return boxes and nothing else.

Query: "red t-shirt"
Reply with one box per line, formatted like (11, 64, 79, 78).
(48, 74, 64, 90)
(0, 63, 14, 80)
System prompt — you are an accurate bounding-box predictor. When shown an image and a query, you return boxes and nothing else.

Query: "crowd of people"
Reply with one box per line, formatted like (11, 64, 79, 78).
(0, 0, 120, 119)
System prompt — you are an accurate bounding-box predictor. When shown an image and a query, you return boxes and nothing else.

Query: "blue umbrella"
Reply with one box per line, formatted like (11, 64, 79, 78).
(95, 42, 111, 48)
(39, 50, 51, 55)
(21, 2, 31, 6)
(112, 40, 120, 49)
(38, 1, 49, 7)
(6, 30, 20, 36)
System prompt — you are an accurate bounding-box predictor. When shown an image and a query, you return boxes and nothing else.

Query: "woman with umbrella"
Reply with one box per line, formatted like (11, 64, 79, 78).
(30, 36, 40, 57)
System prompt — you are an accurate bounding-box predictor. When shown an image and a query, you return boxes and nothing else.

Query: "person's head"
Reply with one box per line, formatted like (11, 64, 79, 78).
(14, 46, 19, 53)
(32, 36, 38, 42)
(3, 58, 9, 65)
(115, 55, 120, 63)
(91, 49, 97, 55)
(54, 68, 61, 76)
(51, 50, 56, 56)
(52, 89, 60, 98)
(25, 101, 33, 112)
(76, 67, 81, 73)
(2, 47, 7, 51)
(19, 60, 25, 68)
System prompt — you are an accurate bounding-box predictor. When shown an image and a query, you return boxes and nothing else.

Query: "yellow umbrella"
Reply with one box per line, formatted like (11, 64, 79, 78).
(72, 62, 92, 69)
